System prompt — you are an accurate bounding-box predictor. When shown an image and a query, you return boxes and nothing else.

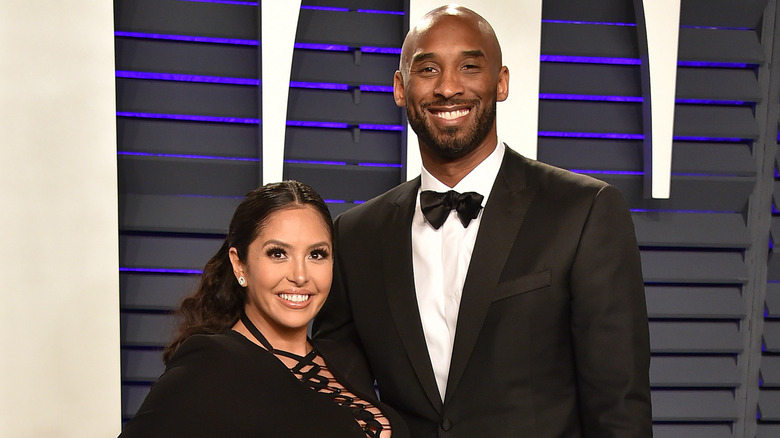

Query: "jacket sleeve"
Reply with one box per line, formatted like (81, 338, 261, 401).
(569, 184, 653, 437)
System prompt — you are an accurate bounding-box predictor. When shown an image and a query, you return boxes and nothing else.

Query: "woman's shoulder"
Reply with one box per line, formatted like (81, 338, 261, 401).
(167, 330, 263, 367)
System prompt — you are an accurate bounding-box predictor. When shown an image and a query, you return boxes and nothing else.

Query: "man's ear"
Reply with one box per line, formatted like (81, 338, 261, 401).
(393, 71, 407, 107)
(497, 66, 509, 102)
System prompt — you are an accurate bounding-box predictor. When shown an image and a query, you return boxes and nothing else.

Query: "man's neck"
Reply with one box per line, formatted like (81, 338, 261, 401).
(421, 137, 498, 188)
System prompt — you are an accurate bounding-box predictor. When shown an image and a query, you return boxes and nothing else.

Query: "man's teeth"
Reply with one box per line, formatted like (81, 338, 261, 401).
(434, 108, 470, 120)
(279, 293, 310, 303)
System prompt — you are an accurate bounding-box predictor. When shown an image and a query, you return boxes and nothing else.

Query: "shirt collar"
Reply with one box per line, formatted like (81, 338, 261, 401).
(420, 140, 504, 206)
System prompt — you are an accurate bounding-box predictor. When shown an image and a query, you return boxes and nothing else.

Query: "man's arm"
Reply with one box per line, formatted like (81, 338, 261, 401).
(569, 184, 653, 437)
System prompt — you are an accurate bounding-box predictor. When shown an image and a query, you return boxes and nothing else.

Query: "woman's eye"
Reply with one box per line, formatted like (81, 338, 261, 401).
(310, 249, 330, 260)
(266, 248, 286, 259)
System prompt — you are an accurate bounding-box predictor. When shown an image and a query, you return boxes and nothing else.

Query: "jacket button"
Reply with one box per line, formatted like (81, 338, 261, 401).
(441, 419, 453, 431)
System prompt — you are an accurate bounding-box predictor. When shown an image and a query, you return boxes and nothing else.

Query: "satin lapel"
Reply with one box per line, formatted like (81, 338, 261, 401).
(381, 177, 444, 413)
(444, 149, 537, 403)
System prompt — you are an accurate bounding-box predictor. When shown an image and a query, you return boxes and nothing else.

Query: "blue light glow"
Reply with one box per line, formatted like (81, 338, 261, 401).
(286, 120, 349, 129)
(361, 46, 402, 54)
(117, 111, 260, 124)
(542, 19, 635, 27)
(540, 55, 640, 65)
(301, 6, 349, 12)
(673, 136, 744, 142)
(118, 151, 258, 161)
(116, 70, 259, 85)
(120, 267, 204, 275)
(114, 31, 257, 46)
(285, 159, 347, 166)
(359, 123, 404, 131)
(539, 93, 642, 102)
(294, 43, 350, 51)
(359, 85, 394, 93)
(289, 81, 349, 90)
(357, 9, 404, 15)
(324, 199, 347, 204)
(179, 0, 256, 5)
(538, 131, 644, 140)
(678, 61, 751, 68)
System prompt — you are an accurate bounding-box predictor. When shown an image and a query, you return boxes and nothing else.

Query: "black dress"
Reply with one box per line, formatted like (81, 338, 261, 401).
(119, 329, 408, 438)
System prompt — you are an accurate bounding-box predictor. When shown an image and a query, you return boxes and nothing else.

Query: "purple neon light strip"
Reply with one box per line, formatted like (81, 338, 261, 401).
(294, 43, 350, 51)
(116, 70, 259, 85)
(541, 55, 640, 65)
(290, 81, 349, 90)
(179, 0, 256, 5)
(301, 5, 349, 12)
(114, 31, 257, 46)
(118, 151, 259, 161)
(121, 267, 203, 275)
(359, 123, 403, 131)
(360, 85, 394, 93)
(542, 19, 636, 27)
(539, 131, 644, 140)
(540, 93, 642, 102)
(361, 46, 402, 54)
(357, 9, 404, 15)
(285, 160, 401, 168)
(678, 61, 751, 68)
(117, 111, 259, 124)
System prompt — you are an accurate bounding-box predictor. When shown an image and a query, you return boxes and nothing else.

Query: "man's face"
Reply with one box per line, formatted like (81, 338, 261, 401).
(394, 14, 508, 160)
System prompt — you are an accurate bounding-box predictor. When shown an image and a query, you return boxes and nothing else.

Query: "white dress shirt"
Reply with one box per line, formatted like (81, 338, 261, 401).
(412, 141, 505, 400)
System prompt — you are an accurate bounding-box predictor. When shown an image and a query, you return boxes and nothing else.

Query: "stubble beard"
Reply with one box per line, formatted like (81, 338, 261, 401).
(407, 99, 497, 160)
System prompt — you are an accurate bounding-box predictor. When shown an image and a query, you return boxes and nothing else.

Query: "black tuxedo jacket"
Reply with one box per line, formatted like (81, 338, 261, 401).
(314, 147, 652, 437)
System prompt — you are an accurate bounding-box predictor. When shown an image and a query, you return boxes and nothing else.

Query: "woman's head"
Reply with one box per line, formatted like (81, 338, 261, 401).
(164, 180, 333, 363)
(227, 181, 335, 339)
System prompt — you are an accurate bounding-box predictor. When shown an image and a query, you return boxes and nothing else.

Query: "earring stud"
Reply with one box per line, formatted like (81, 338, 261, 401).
(238, 276, 246, 286)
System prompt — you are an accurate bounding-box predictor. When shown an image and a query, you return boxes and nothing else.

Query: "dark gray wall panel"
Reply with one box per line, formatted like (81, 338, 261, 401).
(764, 321, 780, 352)
(762, 356, 780, 387)
(116, 79, 257, 118)
(652, 424, 733, 438)
(296, 9, 404, 47)
(122, 385, 151, 420)
(651, 390, 737, 421)
(671, 142, 755, 176)
(758, 390, 780, 420)
(122, 349, 165, 381)
(285, 127, 402, 164)
(120, 194, 240, 234)
(650, 356, 740, 387)
(287, 88, 401, 125)
(303, 0, 403, 10)
(650, 322, 742, 353)
(633, 212, 749, 248)
(679, 0, 767, 28)
(117, 118, 258, 157)
(115, 0, 256, 39)
(767, 282, 780, 316)
(536, 138, 642, 171)
(541, 22, 638, 58)
(119, 235, 223, 270)
(542, 0, 635, 22)
(673, 105, 760, 139)
(121, 313, 176, 347)
(676, 67, 762, 102)
(641, 250, 748, 284)
(678, 28, 764, 64)
(284, 163, 402, 202)
(539, 63, 641, 96)
(291, 50, 398, 86)
(115, 38, 257, 77)
(538, 100, 642, 134)
(645, 286, 744, 318)
(757, 424, 780, 438)
(120, 273, 199, 311)
(118, 156, 259, 197)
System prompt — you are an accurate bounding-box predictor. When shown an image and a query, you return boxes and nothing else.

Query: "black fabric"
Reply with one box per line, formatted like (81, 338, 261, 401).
(420, 190, 484, 229)
(119, 330, 409, 438)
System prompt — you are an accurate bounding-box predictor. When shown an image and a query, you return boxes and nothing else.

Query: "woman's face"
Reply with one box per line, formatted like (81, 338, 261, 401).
(230, 206, 333, 339)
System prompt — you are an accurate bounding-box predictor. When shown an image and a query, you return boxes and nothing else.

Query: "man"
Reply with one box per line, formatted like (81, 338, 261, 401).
(314, 5, 652, 437)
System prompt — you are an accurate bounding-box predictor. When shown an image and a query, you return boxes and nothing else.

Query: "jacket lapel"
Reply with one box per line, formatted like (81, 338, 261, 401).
(381, 178, 444, 413)
(444, 148, 537, 403)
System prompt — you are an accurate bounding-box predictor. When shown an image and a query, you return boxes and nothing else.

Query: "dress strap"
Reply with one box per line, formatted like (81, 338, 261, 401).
(239, 311, 275, 351)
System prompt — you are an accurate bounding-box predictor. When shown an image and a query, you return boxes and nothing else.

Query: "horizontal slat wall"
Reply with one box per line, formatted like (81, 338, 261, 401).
(114, 0, 261, 422)
(114, 0, 408, 422)
(760, 0, 780, 434)
(540, 1, 769, 437)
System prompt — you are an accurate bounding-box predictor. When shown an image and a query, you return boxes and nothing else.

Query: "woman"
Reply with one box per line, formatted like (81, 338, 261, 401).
(120, 181, 406, 438)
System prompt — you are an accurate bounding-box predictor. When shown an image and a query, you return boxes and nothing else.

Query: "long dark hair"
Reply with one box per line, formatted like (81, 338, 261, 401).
(162, 180, 334, 364)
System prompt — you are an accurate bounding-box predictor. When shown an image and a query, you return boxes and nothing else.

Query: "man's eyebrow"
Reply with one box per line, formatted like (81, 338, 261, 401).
(411, 50, 486, 64)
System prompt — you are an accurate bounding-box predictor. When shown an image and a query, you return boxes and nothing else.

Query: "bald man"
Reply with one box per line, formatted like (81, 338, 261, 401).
(314, 5, 652, 437)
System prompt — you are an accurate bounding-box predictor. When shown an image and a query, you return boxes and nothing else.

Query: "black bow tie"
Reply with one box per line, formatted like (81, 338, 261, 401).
(420, 190, 484, 230)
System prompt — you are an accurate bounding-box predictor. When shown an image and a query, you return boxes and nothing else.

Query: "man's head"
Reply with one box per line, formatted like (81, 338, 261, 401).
(394, 5, 509, 164)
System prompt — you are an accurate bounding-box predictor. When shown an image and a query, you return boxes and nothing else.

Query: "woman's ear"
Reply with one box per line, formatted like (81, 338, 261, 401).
(228, 247, 244, 280)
